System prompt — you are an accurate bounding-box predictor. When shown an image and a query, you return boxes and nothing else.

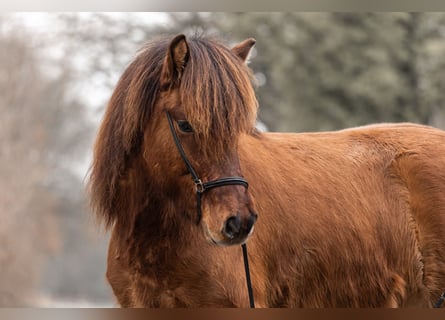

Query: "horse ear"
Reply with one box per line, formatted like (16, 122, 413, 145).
(232, 38, 256, 63)
(161, 34, 189, 87)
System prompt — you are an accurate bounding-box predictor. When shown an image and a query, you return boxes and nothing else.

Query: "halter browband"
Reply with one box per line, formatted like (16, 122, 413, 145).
(165, 111, 249, 224)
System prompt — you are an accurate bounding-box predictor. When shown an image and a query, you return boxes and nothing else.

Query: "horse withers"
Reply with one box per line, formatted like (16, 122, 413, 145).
(89, 34, 445, 307)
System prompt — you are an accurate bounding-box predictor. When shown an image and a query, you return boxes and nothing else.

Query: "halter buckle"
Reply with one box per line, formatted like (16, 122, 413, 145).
(195, 179, 205, 193)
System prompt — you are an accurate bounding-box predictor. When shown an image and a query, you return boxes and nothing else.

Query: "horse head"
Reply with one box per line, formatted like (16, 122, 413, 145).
(140, 35, 258, 246)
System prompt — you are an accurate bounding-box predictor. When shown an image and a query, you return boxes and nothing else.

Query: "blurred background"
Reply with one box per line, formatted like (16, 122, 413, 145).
(2, 12, 445, 307)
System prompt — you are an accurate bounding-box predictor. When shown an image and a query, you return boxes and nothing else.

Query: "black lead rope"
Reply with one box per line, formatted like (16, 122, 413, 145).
(166, 111, 255, 308)
(242, 243, 255, 308)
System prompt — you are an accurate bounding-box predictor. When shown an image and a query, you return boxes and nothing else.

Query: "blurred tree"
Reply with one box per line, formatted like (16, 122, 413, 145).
(417, 13, 445, 128)
(212, 13, 421, 131)
(0, 16, 95, 305)
(0, 12, 158, 305)
(0, 23, 60, 306)
(53, 13, 170, 116)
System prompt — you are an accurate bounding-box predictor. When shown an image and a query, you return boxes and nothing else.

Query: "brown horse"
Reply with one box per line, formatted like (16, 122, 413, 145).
(89, 34, 445, 307)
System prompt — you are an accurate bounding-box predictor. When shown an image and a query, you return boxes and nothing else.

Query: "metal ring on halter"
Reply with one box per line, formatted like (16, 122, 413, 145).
(195, 179, 205, 193)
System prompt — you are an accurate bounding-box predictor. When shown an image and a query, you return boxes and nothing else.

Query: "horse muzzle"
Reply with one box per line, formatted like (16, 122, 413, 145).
(223, 213, 257, 239)
(211, 211, 257, 246)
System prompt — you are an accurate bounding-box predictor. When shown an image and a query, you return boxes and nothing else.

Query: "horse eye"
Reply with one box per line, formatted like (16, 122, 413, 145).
(177, 120, 194, 133)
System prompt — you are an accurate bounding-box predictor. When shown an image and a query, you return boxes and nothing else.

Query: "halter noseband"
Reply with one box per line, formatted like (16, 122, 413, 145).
(165, 111, 249, 224)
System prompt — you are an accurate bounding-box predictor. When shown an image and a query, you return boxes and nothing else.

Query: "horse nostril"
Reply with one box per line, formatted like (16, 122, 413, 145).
(223, 216, 241, 239)
(246, 214, 257, 234)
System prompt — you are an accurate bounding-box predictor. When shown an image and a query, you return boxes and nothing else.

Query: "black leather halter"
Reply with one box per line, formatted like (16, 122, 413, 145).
(166, 111, 255, 308)
(165, 111, 249, 224)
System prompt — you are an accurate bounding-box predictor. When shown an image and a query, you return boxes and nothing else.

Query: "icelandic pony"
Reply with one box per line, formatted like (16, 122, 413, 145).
(89, 34, 445, 307)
